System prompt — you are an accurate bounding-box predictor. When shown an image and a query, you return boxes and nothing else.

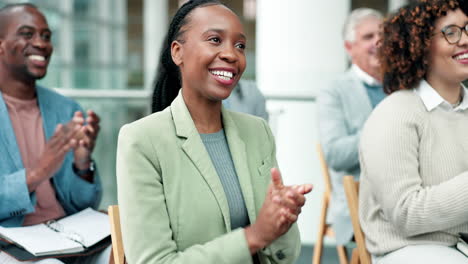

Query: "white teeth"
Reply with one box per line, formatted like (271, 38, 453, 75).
(210, 70, 233, 79)
(29, 55, 45, 61)
(454, 53, 468, 60)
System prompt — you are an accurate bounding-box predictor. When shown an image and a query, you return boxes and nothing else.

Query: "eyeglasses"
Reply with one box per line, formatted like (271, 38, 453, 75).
(436, 24, 468, 44)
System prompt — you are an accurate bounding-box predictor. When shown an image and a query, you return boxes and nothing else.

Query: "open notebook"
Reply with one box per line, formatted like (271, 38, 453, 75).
(0, 208, 110, 257)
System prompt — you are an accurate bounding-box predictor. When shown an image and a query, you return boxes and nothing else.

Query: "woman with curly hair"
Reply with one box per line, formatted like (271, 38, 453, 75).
(358, 0, 468, 263)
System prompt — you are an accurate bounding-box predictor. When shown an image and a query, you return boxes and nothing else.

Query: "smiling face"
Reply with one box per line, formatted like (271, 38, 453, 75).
(0, 6, 53, 81)
(427, 8, 468, 85)
(345, 16, 382, 80)
(171, 4, 246, 103)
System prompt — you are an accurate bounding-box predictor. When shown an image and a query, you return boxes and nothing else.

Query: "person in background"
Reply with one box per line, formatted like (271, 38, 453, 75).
(359, 0, 468, 263)
(223, 79, 269, 121)
(119, 0, 312, 263)
(316, 7, 384, 246)
(0, 3, 107, 264)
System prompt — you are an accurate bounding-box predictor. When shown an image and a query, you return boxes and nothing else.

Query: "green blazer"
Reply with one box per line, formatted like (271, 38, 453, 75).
(116, 92, 300, 264)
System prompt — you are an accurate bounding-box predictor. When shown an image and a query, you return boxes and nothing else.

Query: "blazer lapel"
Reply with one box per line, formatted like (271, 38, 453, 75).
(222, 108, 257, 222)
(0, 92, 23, 169)
(36, 86, 58, 141)
(171, 92, 232, 230)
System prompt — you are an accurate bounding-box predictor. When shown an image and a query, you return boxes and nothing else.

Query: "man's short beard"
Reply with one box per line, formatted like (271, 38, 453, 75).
(15, 65, 46, 81)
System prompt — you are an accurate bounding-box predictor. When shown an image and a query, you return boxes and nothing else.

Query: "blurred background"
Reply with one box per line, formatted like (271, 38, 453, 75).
(0, 0, 444, 263)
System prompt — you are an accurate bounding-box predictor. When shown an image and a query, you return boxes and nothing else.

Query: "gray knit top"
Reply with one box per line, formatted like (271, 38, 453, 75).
(359, 89, 468, 255)
(200, 129, 249, 230)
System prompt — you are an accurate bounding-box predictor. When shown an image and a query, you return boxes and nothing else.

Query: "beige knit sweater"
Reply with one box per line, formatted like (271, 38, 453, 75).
(359, 89, 468, 255)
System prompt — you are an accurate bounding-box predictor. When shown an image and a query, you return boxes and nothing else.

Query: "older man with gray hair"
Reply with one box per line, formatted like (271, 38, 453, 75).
(317, 8, 385, 246)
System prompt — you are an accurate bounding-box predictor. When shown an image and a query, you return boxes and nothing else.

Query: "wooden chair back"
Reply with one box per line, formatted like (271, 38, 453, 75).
(108, 205, 126, 264)
(343, 176, 371, 264)
(312, 144, 348, 264)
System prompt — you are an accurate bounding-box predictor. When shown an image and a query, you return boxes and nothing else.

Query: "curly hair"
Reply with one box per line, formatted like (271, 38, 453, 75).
(379, 0, 460, 94)
(460, 0, 468, 15)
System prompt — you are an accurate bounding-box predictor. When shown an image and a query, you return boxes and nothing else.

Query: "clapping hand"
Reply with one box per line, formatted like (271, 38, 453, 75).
(73, 110, 100, 170)
(26, 118, 82, 192)
(26, 110, 101, 191)
(245, 168, 313, 254)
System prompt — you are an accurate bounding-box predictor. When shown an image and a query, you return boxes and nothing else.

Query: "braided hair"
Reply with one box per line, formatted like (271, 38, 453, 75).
(151, 0, 222, 113)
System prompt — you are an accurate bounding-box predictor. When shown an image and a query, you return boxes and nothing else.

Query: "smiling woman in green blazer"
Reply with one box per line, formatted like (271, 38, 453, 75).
(116, 1, 312, 263)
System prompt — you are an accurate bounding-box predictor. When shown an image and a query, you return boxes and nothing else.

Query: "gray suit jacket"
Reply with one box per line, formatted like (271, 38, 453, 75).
(223, 80, 269, 121)
(317, 68, 373, 245)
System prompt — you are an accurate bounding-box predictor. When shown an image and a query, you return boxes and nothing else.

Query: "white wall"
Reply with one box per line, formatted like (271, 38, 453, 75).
(388, 0, 408, 12)
(257, 0, 349, 245)
(144, 0, 168, 90)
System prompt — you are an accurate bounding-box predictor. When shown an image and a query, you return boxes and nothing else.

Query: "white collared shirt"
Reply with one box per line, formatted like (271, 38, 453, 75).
(414, 79, 468, 112)
(351, 64, 381, 86)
